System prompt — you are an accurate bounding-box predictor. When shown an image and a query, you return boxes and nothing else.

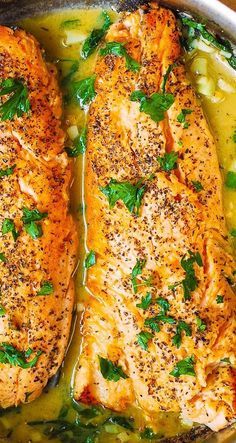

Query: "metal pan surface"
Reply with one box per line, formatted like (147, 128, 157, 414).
(0, 0, 235, 442)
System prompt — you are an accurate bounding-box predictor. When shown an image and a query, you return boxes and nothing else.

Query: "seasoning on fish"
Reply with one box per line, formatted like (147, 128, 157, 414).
(74, 4, 236, 432)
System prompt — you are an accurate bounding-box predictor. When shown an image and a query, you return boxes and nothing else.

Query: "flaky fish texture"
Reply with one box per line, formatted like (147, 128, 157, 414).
(0, 26, 77, 407)
(74, 4, 236, 431)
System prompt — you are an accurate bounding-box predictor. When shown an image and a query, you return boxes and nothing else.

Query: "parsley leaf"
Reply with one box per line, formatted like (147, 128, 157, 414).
(131, 259, 146, 294)
(136, 292, 152, 310)
(137, 331, 153, 350)
(100, 41, 140, 72)
(192, 180, 203, 192)
(100, 178, 146, 215)
(225, 171, 236, 189)
(82, 11, 112, 59)
(2, 218, 19, 241)
(144, 314, 175, 332)
(70, 75, 96, 108)
(65, 128, 87, 157)
(0, 343, 42, 369)
(216, 295, 224, 304)
(180, 250, 203, 300)
(24, 222, 42, 239)
(230, 229, 236, 237)
(85, 250, 96, 269)
(140, 428, 163, 440)
(157, 151, 178, 172)
(177, 109, 193, 129)
(0, 164, 16, 178)
(221, 357, 230, 364)
(37, 281, 54, 296)
(98, 356, 128, 381)
(162, 63, 176, 93)
(196, 316, 207, 332)
(156, 297, 170, 315)
(22, 207, 48, 224)
(0, 252, 7, 263)
(170, 355, 195, 378)
(0, 78, 30, 121)
(0, 306, 5, 317)
(130, 90, 174, 122)
(172, 320, 191, 348)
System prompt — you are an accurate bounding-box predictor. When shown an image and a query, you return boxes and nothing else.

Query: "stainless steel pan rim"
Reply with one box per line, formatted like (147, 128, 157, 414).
(0, 0, 235, 442)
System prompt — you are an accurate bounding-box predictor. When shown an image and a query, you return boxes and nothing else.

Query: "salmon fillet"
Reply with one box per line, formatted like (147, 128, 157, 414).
(74, 4, 236, 432)
(0, 26, 77, 407)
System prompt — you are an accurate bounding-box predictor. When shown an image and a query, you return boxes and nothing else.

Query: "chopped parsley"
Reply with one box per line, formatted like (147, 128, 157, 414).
(140, 427, 163, 440)
(230, 229, 236, 237)
(225, 171, 236, 189)
(0, 252, 7, 263)
(130, 90, 175, 123)
(0, 306, 5, 317)
(37, 281, 54, 296)
(0, 343, 42, 368)
(60, 18, 81, 29)
(192, 180, 203, 192)
(170, 355, 195, 378)
(70, 75, 96, 108)
(216, 295, 224, 304)
(0, 164, 16, 178)
(156, 297, 170, 315)
(22, 207, 47, 240)
(100, 178, 146, 216)
(98, 356, 128, 381)
(2, 218, 19, 241)
(196, 316, 207, 332)
(161, 63, 176, 93)
(136, 292, 152, 310)
(157, 151, 178, 172)
(180, 250, 203, 300)
(84, 250, 96, 269)
(221, 357, 230, 364)
(177, 109, 193, 129)
(100, 41, 140, 72)
(0, 78, 30, 121)
(131, 259, 146, 294)
(180, 15, 236, 70)
(65, 128, 87, 157)
(145, 314, 175, 333)
(172, 320, 192, 348)
(82, 11, 112, 59)
(137, 331, 153, 350)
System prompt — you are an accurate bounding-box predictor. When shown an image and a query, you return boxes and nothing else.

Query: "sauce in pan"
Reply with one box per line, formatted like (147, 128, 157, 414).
(0, 8, 235, 443)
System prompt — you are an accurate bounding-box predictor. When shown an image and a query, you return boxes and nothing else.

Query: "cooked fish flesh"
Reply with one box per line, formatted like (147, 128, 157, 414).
(74, 4, 236, 431)
(0, 26, 77, 407)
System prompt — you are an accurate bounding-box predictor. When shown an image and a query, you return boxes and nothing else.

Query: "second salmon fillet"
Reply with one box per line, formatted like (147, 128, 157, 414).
(74, 4, 236, 431)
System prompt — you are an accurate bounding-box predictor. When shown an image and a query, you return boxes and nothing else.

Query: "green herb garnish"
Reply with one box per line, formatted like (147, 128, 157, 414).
(156, 297, 170, 315)
(2, 218, 19, 241)
(162, 63, 176, 93)
(82, 11, 112, 59)
(24, 222, 42, 239)
(137, 331, 153, 350)
(180, 15, 236, 71)
(22, 207, 48, 224)
(216, 295, 224, 304)
(65, 128, 87, 157)
(0, 252, 7, 263)
(225, 171, 236, 189)
(61, 61, 79, 87)
(221, 357, 230, 364)
(192, 180, 203, 192)
(0, 164, 16, 178)
(140, 427, 163, 440)
(232, 130, 236, 143)
(0, 78, 30, 121)
(144, 314, 175, 333)
(85, 250, 96, 269)
(0, 343, 42, 368)
(157, 151, 178, 172)
(170, 355, 195, 378)
(196, 316, 207, 332)
(100, 178, 146, 216)
(180, 250, 203, 300)
(98, 356, 128, 381)
(37, 281, 54, 296)
(100, 41, 140, 72)
(60, 19, 81, 29)
(131, 259, 146, 294)
(136, 292, 152, 310)
(0, 306, 5, 316)
(177, 109, 193, 129)
(172, 321, 191, 348)
(70, 75, 96, 108)
(130, 90, 174, 122)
